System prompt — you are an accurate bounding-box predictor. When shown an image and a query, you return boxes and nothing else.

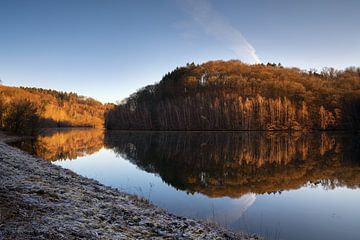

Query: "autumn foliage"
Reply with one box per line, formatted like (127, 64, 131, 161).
(106, 60, 360, 131)
(0, 85, 110, 134)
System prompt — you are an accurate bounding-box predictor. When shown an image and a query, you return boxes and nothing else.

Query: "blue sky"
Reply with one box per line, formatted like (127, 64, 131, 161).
(0, 0, 359, 103)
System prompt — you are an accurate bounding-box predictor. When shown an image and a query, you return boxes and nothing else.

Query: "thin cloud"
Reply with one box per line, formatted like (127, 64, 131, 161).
(179, 0, 261, 63)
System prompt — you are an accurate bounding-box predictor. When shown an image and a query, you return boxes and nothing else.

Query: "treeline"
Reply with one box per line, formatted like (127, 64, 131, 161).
(0, 85, 111, 135)
(104, 132, 360, 198)
(106, 60, 360, 130)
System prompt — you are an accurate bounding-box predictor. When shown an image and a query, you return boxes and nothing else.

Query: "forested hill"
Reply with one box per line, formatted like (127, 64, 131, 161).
(106, 60, 360, 131)
(0, 85, 110, 133)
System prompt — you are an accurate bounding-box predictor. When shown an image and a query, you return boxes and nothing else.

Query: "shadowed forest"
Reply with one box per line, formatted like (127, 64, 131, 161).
(106, 61, 360, 131)
(0, 85, 112, 135)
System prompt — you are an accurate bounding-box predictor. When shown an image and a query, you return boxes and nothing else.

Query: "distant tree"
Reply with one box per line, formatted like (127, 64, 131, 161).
(4, 100, 40, 135)
(0, 95, 5, 128)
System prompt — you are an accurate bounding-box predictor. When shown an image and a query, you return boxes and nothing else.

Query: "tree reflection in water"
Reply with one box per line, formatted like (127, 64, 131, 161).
(12, 128, 104, 161)
(13, 130, 360, 199)
(104, 131, 360, 198)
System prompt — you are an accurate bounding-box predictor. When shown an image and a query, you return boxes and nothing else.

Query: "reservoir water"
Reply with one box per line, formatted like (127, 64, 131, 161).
(12, 129, 360, 240)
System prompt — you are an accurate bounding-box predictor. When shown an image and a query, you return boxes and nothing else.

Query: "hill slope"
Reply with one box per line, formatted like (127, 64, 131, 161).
(106, 60, 360, 131)
(0, 85, 110, 130)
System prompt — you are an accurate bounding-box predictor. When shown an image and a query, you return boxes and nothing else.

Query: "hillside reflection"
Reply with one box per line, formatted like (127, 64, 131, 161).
(13, 128, 104, 161)
(104, 131, 360, 198)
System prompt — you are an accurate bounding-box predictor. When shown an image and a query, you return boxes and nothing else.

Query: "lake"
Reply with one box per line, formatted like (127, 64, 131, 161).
(12, 129, 360, 240)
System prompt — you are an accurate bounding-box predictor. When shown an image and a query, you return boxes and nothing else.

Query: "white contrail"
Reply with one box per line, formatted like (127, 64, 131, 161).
(181, 0, 261, 64)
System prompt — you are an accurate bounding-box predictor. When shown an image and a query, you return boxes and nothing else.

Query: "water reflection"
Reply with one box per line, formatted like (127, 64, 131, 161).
(12, 128, 104, 161)
(104, 131, 360, 198)
(11, 130, 360, 239)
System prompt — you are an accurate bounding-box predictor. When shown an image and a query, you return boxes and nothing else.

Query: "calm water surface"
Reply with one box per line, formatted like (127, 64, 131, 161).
(12, 129, 360, 240)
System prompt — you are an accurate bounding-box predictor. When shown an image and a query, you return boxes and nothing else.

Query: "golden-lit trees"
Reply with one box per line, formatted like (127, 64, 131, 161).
(106, 60, 360, 130)
(0, 95, 6, 128)
(3, 99, 40, 135)
(0, 85, 109, 130)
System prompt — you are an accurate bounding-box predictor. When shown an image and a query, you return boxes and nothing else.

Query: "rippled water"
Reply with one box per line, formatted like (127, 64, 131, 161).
(12, 129, 360, 240)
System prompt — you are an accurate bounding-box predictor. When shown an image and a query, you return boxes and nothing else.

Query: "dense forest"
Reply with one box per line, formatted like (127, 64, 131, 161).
(0, 85, 111, 135)
(106, 60, 360, 131)
(105, 132, 360, 198)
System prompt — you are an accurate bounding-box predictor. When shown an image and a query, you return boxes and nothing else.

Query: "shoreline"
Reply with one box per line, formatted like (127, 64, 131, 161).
(0, 131, 260, 239)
